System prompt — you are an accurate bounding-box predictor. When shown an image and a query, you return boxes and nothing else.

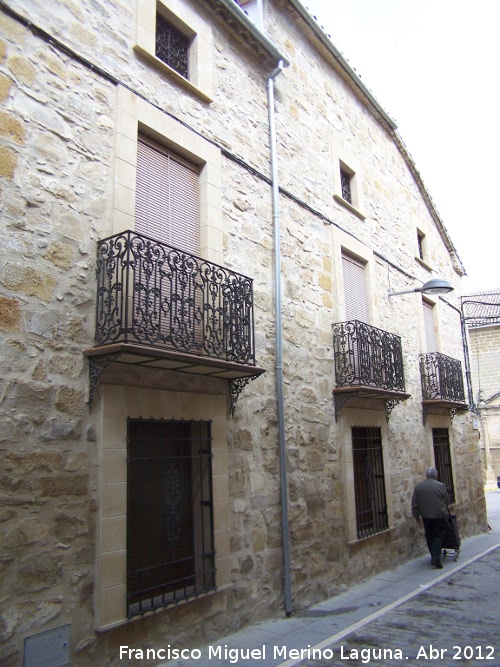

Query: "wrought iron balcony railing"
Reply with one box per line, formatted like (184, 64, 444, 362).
(95, 230, 257, 366)
(332, 320, 406, 392)
(419, 352, 466, 403)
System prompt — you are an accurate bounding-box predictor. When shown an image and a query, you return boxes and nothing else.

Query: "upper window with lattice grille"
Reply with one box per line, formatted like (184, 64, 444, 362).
(340, 167, 352, 205)
(134, 0, 214, 102)
(156, 14, 190, 79)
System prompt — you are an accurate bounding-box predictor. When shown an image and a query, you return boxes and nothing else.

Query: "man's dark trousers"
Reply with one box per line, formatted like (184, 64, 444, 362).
(422, 517, 447, 563)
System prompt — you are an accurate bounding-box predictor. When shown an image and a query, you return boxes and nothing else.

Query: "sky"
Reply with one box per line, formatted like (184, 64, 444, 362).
(303, 0, 499, 294)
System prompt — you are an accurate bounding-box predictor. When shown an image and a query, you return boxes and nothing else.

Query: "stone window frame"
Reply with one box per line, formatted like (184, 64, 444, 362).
(415, 227, 433, 270)
(95, 384, 231, 630)
(331, 230, 376, 327)
(113, 85, 223, 266)
(332, 149, 366, 220)
(418, 294, 444, 356)
(341, 408, 395, 544)
(134, 0, 213, 103)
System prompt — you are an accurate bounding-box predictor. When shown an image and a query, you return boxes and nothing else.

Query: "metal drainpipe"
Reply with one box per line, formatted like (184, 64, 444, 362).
(460, 301, 475, 409)
(267, 60, 292, 617)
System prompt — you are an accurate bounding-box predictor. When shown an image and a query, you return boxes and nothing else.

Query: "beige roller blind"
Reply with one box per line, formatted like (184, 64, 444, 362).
(342, 253, 369, 323)
(135, 136, 200, 254)
(423, 300, 438, 352)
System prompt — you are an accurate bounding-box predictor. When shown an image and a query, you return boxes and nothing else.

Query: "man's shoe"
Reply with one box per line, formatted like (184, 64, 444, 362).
(432, 560, 443, 569)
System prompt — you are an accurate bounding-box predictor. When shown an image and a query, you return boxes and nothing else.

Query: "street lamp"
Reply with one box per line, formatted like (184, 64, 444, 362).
(388, 277, 454, 298)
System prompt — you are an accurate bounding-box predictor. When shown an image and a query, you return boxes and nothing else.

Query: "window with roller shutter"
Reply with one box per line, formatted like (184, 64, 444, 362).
(342, 253, 369, 323)
(134, 135, 202, 348)
(135, 135, 200, 254)
(423, 300, 438, 352)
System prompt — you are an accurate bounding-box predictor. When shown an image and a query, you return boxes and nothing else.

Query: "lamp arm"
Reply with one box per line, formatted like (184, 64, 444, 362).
(388, 287, 420, 298)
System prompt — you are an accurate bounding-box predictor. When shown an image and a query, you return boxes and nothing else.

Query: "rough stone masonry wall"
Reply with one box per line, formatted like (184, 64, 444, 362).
(0, 11, 116, 665)
(0, 4, 286, 664)
(248, 0, 487, 582)
(231, 14, 488, 633)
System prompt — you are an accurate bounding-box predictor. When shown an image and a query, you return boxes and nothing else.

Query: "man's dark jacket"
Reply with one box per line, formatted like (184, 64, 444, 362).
(411, 478, 449, 519)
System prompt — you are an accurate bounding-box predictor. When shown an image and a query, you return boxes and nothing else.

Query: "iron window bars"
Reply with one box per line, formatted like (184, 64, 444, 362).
(127, 418, 215, 617)
(352, 426, 389, 538)
(419, 352, 466, 403)
(95, 230, 257, 366)
(340, 168, 352, 204)
(432, 428, 456, 503)
(156, 14, 189, 79)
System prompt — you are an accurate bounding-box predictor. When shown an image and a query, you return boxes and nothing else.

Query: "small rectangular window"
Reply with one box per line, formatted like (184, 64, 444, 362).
(417, 230, 427, 263)
(333, 157, 365, 217)
(352, 426, 389, 538)
(432, 428, 456, 503)
(417, 233, 424, 261)
(156, 14, 189, 79)
(340, 167, 352, 204)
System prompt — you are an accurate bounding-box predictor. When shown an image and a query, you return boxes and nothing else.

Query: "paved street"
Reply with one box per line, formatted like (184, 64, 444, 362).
(162, 491, 500, 667)
(293, 546, 500, 666)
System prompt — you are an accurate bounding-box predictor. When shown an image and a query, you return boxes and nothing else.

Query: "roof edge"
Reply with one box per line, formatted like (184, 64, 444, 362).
(202, 0, 290, 67)
(389, 132, 466, 276)
(287, 0, 397, 131)
(288, 0, 465, 276)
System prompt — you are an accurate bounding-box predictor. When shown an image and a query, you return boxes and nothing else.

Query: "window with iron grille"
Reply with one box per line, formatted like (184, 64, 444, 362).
(127, 418, 216, 617)
(417, 230, 426, 262)
(156, 14, 189, 79)
(340, 167, 352, 204)
(432, 428, 456, 503)
(352, 427, 389, 538)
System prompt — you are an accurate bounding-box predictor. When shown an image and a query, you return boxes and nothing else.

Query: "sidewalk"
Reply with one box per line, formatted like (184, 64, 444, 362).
(162, 490, 500, 667)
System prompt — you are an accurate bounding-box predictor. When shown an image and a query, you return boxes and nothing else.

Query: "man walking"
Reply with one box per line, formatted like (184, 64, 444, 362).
(411, 467, 450, 569)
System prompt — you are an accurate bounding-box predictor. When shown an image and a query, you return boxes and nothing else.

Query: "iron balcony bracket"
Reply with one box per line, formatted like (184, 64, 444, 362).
(334, 393, 351, 422)
(385, 399, 404, 423)
(87, 353, 121, 408)
(230, 376, 259, 416)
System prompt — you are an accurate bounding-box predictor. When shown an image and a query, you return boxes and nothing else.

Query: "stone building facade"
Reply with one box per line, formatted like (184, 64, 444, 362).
(462, 290, 500, 483)
(0, 0, 488, 664)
